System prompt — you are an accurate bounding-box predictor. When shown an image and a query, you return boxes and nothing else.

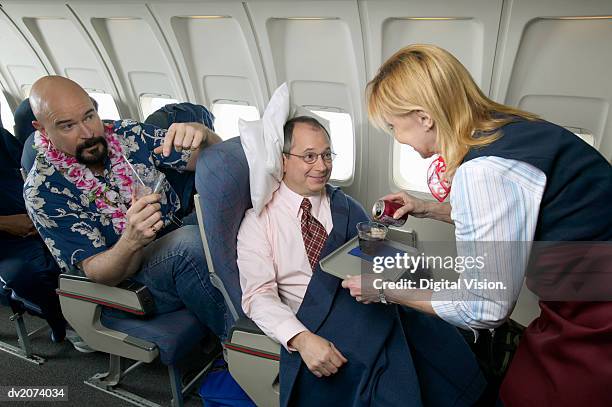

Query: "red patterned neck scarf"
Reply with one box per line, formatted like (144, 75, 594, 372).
(427, 156, 451, 202)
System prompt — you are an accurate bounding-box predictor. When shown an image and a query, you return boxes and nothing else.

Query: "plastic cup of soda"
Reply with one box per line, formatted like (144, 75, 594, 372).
(356, 221, 388, 255)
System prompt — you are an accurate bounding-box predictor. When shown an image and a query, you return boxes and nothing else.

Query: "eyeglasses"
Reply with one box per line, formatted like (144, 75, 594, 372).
(284, 151, 336, 164)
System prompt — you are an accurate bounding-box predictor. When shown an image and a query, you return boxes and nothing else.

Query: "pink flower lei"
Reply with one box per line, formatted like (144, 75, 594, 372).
(35, 123, 134, 234)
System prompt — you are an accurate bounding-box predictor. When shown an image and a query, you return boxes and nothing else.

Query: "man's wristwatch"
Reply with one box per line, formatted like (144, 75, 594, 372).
(378, 286, 388, 304)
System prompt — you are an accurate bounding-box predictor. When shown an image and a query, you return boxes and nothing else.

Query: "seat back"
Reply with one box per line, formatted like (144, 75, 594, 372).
(145, 102, 215, 218)
(194, 137, 251, 322)
(13, 98, 35, 145)
(195, 137, 281, 407)
(144, 102, 215, 130)
(21, 132, 36, 173)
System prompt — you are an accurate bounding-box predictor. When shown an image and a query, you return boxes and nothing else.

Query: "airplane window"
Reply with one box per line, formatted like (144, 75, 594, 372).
(140, 95, 178, 120)
(393, 142, 437, 193)
(211, 101, 260, 140)
(394, 124, 598, 194)
(88, 92, 121, 121)
(0, 91, 15, 134)
(312, 109, 354, 182)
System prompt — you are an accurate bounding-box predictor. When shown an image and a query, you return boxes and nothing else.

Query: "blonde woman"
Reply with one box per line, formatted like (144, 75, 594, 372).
(342, 44, 612, 406)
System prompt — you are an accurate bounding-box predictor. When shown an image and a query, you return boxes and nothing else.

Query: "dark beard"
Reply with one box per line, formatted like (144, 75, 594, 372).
(75, 136, 108, 165)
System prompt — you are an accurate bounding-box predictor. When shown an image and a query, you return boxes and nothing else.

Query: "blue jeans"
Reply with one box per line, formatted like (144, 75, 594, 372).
(130, 224, 228, 340)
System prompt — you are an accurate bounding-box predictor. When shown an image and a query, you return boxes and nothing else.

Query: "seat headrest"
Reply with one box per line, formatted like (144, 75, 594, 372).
(13, 98, 35, 145)
(144, 102, 215, 218)
(144, 102, 215, 130)
(195, 137, 251, 319)
(20, 132, 36, 173)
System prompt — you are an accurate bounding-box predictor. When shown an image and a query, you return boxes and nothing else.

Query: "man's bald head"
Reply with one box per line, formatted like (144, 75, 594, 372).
(30, 76, 91, 123)
(31, 75, 106, 165)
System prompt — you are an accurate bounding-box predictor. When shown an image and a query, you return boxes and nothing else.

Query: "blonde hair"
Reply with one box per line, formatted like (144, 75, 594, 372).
(367, 44, 539, 177)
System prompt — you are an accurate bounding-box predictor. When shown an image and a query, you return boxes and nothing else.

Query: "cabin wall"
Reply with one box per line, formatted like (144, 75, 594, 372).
(1, 0, 610, 324)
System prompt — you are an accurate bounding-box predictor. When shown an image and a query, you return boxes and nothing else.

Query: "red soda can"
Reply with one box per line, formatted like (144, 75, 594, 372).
(372, 199, 408, 226)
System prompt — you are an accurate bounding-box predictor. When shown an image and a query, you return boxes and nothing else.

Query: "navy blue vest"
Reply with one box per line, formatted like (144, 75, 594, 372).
(463, 118, 612, 241)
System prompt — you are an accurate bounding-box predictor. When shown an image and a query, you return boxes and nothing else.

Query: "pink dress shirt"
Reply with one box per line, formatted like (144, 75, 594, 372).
(237, 182, 333, 350)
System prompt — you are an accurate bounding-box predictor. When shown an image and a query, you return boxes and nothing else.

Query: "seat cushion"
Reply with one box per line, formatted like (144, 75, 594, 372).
(10, 291, 43, 315)
(195, 137, 251, 321)
(100, 308, 208, 365)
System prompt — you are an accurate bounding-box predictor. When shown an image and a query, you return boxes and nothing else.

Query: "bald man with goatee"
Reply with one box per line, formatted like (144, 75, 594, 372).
(24, 76, 228, 340)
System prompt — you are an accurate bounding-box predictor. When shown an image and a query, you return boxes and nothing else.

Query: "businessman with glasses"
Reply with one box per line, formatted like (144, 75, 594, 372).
(238, 115, 348, 378)
(237, 115, 485, 406)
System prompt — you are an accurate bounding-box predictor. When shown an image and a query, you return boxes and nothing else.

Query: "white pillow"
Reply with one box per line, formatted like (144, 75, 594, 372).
(240, 83, 330, 215)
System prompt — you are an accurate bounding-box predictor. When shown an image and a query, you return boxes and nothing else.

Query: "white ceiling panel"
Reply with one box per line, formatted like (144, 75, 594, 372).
(247, 0, 368, 194)
(1, 2, 122, 114)
(0, 10, 47, 102)
(360, 0, 503, 95)
(70, 3, 189, 119)
(21, 17, 106, 90)
(492, 0, 612, 156)
(381, 18, 484, 87)
(151, 2, 268, 112)
(248, 1, 367, 114)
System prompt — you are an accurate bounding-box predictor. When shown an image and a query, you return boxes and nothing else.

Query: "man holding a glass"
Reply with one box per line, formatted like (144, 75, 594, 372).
(237, 115, 485, 406)
(23, 75, 227, 340)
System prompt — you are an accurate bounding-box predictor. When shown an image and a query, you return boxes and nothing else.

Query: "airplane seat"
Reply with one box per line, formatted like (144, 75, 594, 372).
(21, 132, 36, 173)
(0, 259, 49, 365)
(13, 98, 35, 146)
(8, 291, 43, 315)
(14, 98, 36, 172)
(99, 307, 208, 366)
(0, 285, 10, 307)
(58, 274, 220, 407)
(144, 102, 213, 220)
(194, 136, 281, 407)
(1, 128, 55, 365)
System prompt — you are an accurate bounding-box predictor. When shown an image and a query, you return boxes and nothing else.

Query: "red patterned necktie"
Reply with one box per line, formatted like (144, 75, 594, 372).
(300, 198, 329, 271)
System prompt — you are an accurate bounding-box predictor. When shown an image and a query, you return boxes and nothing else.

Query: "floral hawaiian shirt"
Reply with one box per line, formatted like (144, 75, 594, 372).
(23, 119, 191, 274)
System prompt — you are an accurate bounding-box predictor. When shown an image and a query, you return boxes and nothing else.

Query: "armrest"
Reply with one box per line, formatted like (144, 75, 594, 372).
(57, 274, 158, 362)
(57, 274, 154, 316)
(225, 316, 281, 407)
(229, 316, 266, 336)
(225, 316, 280, 360)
